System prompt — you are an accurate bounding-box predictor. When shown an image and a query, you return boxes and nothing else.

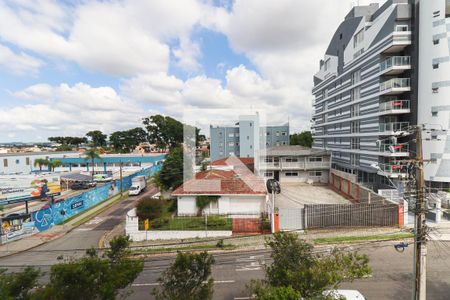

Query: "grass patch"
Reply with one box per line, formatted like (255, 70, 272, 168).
(314, 232, 414, 245)
(69, 193, 128, 227)
(141, 216, 232, 231)
(132, 243, 236, 254)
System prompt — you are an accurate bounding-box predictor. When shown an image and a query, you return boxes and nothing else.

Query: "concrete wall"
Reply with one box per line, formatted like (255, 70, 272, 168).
(0, 152, 78, 174)
(177, 195, 266, 216)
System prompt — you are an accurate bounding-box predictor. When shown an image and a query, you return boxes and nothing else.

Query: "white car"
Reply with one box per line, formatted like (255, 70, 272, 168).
(323, 290, 366, 300)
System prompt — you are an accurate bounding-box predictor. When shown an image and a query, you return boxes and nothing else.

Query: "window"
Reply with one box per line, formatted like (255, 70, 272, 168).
(339, 33, 343, 40)
(324, 59, 330, 71)
(26, 157, 30, 165)
(446, 0, 450, 18)
(395, 25, 409, 32)
(266, 131, 270, 136)
(264, 157, 272, 163)
(250, 145, 253, 149)
(228, 133, 234, 137)
(432, 111, 438, 117)
(353, 29, 364, 48)
(309, 157, 323, 162)
(219, 151, 223, 156)
(281, 131, 287, 136)
(351, 104, 360, 117)
(3, 159, 8, 167)
(247, 136, 249, 140)
(282, 141, 287, 145)
(433, 11, 440, 18)
(431, 157, 437, 164)
(351, 138, 360, 149)
(433, 63, 439, 69)
(264, 172, 273, 177)
(350, 154, 360, 166)
(229, 151, 235, 156)
(228, 142, 234, 147)
(309, 171, 322, 177)
(276, 131, 280, 137)
(235, 133, 239, 137)
(219, 131, 222, 136)
(285, 172, 298, 177)
(285, 158, 298, 162)
(433, 39, 440, 45)
(15, 159, 20, 164)
(351, 121, 360, 133)
(432, 87, 439, 94)
(249, 122, 253, 127)
(351, 86, 361, 100)
(351, 70, 361, 84)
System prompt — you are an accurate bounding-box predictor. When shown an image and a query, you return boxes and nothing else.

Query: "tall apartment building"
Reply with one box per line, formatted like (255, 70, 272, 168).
(210, 114, 289, 162)
(312, 0, 450, 190)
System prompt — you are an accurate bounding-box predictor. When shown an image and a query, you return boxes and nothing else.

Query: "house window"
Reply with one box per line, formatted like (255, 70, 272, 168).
(235, 133, 239, 137)
(285, 158, 298, 162)
(15, 159, 20, 164)
(247, 136, 249, 140)
(282, 141, 287, 145)
(395, 25, 409, 32)
(219, 151, 223, 156)
(228, 133, 234, 137)
(26, 157, 30, 165)
(264, 172, 273, 177)
(433, 11, 440, 18)
(281, 131, 287, 136)
(433, 63, 439, 69)
(210, 200, 218, 210)
(432, 87, 439, 94)
(351, 70, 361, 84)
(250, 145, 253, 149)
(228, 142, 234, 147)
(285, 172, 298, 177)
(446, 1, 450, 17)
(249, 122, 253, 127)
(276, 131, 280, 137)
(264, 157, 272, 163)
(433, 39, 440, 45)
(309, 157, 323, 162)
(309, 171, 322, 177)
(432, 111, 438, 117)
(266, 131, 270, 136)
(3, 159, 8, 167)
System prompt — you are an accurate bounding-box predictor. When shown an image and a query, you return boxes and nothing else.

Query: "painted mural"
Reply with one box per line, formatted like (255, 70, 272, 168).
(32, 165, 161, 232)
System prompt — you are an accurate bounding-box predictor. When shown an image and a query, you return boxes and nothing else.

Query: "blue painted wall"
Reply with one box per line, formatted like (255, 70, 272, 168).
(32, 165, 162, 232)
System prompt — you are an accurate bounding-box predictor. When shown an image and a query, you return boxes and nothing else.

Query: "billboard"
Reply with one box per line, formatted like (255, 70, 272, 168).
(0, 174, 61, 204)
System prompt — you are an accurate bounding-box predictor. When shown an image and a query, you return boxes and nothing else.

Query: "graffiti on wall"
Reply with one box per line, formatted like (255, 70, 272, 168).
(32, 165, 161, 232)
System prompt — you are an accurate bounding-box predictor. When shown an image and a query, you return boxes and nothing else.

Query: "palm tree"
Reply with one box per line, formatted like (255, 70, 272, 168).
(84, 148, 101, 177)
(49, 159, 62, 172)
(34, 158, 50, 171)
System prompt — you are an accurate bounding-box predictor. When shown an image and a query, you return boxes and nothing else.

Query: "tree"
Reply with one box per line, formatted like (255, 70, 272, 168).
(48, 160, 62, 172)
(153, 251, 215, 300)
(109, 128, 147, 153)
(143, 115, 183, 150)
(84, 148, 101, 177)
(0, 266, 41, 300)
(136, 197, 164, 221)
(34, 158, 50, 171)
(158, 146, 185, 190)
(34, 235, 143, 300)
(48, 136, 87, 147)
(249, 232, 371, 299)
(86, 130, 107, 147)
(290, 131, 313, 148)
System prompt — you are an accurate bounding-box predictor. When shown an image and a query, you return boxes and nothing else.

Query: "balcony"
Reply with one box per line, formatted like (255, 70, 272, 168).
(259, 161, 330, 170)
(379, 143, 409, 157)
(382, 31, 411, 54)
(379, 100, 410, 115)
(379, 78, 410, 95)
(379, 122, 410, 135)
(377, 163, 408, 179)
(379, 56, 411, 75)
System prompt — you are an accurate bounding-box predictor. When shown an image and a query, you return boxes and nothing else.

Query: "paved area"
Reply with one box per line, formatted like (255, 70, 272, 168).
(275, 183, 349, 209)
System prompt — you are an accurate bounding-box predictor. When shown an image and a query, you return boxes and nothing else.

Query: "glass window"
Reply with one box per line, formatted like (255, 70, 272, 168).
(285, 172, 298, 177)
(228, 142, 234, 147)
(15, 159, 20, 164)
(26, 157, 30, 165)
(3, 159, 8, 167)
(353, 29, 364, 48)
(228, 133, 234, 137)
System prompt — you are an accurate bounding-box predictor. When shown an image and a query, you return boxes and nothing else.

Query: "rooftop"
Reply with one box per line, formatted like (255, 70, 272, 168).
(263, 146, 330, 156)
(172, 168, 266, 196)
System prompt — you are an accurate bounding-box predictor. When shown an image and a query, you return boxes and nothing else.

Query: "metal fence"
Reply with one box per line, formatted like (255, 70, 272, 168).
(305, 203, 399, 228)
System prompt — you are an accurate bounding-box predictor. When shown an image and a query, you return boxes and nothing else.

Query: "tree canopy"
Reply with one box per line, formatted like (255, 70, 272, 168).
(289, 131, 313, 148)
(109, 127, 147, 153)
(153, 251, 215, 300)
(143, 115, 184, 150)
(157, 146, 187, 190)
(249, 232, 371, 299)
(48, 136, 88, 147)
(86, 130, 107, 147)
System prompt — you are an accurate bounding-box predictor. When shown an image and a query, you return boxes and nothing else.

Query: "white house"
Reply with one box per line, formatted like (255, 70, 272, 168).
(172, 167, 267, 217)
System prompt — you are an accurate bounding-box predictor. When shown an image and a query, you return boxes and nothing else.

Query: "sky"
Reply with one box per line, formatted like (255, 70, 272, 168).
(0, 0, 385, 142)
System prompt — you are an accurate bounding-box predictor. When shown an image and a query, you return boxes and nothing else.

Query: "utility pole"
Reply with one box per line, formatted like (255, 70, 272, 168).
(119, 162, 123, 197)
(413, 125, 427, 300)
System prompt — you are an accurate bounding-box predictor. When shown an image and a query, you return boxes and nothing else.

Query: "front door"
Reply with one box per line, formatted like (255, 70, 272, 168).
(274, 171, 280, 181)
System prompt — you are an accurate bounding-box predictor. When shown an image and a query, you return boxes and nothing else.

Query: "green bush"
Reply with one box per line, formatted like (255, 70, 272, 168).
(216, 239, 224, 249)
(136, 197, 164, 221)
(151, 218, 170, 229)
(206, 216, 227, 228)
(167, 198, 178, 213)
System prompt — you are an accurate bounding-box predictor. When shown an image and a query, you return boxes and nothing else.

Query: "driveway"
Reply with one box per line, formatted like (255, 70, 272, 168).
(275, 183, 349, 209)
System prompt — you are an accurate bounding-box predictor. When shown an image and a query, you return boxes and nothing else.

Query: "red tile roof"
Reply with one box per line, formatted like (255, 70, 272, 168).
(211, 157, 254, 166)
(172, 168, 266, 196)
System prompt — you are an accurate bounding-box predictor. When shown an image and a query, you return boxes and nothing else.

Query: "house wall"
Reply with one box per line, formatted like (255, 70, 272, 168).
(177, 195, 266, 216)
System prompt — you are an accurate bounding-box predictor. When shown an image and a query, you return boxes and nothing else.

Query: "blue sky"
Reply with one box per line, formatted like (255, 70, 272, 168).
(0, 0, 381, 142)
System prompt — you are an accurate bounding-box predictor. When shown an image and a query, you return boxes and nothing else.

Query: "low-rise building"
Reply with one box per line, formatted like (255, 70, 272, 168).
(259, 146, 331, 184)
(172, 168, 267, 217)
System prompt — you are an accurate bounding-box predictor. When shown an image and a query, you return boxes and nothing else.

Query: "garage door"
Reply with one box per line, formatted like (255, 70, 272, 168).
(279, 208, 304, 231)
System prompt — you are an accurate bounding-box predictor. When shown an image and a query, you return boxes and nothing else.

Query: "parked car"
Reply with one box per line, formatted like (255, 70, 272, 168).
(323, 290, 366, 300)
(93, 174, 113, 182)
(71, 182, 90, 190)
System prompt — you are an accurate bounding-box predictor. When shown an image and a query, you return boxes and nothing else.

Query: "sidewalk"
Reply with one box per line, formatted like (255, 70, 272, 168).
(0, 193, 125, 258)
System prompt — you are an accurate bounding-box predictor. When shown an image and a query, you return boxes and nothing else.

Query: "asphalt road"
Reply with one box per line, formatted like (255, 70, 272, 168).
(0, 186, 158, 266)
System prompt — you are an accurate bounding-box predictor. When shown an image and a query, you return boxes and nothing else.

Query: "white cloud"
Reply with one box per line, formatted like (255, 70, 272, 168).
(0, 44, 43, 74)
(0, 82, 144, 140)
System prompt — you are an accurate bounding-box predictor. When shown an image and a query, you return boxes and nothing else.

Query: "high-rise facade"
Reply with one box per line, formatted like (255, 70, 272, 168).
(312, 0, 450, 190)
(210, 114, 289, 162)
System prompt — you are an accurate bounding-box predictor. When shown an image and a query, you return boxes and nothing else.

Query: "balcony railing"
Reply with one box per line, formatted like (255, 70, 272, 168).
(379, 122, 410, 133)
(379, 143, 409, 153)
(380, 78, 410, 92)
(378, 163, 407, 176)
(380, 56, 411, 72)
(259, 161, 329, 170)
(379, 100, 410, 112)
